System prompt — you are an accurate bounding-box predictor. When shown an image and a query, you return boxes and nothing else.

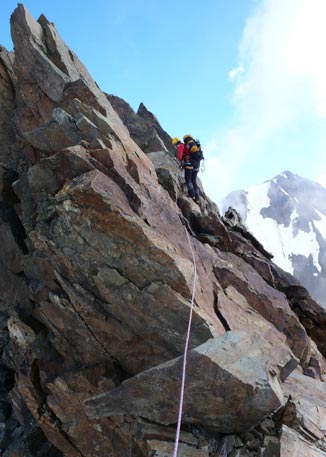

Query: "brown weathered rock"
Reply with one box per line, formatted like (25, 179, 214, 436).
(1, 4, 326, 457)
(214, 250, 310, 362)
(10, 4, 139, 156)
(225, 219, 326, 364)
(85, 331, 297, 433)
(27, 168, 220, 374)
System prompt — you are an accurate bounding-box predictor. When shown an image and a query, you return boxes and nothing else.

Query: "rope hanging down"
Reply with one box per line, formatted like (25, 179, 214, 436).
(172, 226, 197, 457)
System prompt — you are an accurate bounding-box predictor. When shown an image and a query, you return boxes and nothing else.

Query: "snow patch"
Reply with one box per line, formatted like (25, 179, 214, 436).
(222, 172, 326, 306)
(280, 187, 290, 196)
(245, 190, 321, 274)
(314, 210, 326, 239)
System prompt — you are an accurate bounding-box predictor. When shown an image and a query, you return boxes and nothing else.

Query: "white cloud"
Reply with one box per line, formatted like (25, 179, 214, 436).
(206, 0, 326, 203)
(228, 64, 244, 81)
(236, 0, 326, 123)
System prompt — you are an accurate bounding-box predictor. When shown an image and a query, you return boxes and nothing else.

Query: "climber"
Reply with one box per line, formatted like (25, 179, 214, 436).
(171, 135, 203, 203)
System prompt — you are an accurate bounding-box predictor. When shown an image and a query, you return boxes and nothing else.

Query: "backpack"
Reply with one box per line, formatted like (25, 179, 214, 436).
(184, 136, 204, 161)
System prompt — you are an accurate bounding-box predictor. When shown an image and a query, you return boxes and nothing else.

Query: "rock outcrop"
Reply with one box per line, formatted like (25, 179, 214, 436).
(0, 4, 326, 457)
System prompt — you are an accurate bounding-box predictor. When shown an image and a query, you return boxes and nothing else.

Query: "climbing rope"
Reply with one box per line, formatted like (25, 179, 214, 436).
(172, 225, 197, 457)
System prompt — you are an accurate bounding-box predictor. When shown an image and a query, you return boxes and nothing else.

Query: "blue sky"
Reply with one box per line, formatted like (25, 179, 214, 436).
(1, 0, 326, 203)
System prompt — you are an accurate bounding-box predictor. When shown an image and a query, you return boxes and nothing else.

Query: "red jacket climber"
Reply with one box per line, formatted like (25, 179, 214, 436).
(172, 135, 202, 203)
(177, 142, 187, 162)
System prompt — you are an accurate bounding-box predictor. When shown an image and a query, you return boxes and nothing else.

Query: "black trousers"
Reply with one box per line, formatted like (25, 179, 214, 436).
(184, 166, 200, 199)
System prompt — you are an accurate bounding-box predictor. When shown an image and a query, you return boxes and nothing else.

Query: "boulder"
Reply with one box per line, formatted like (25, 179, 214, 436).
(85, 331, 298, 433)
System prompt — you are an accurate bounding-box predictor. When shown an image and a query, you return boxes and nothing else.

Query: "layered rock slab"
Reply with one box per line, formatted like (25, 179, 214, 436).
(282, 370, 326, 445)
(280, 425, 326, 457)
(85, 331, 298, 433)
(10, 4, 137, 155)
(27, 167, 221, 374)
(214, 250, 310, 362)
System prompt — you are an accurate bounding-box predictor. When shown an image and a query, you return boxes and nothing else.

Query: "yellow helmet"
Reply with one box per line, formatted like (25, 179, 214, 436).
(183, 134, 193, 142)
(171, 137, 180, 145)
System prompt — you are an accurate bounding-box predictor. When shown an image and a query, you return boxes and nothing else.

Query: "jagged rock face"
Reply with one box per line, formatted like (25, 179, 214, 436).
(221, 170, 326, 306)
(107, 95, 175, 156)
(0, 47, 16, 167)
(0, 5, 326, 457)
(137, 102, 177, 156)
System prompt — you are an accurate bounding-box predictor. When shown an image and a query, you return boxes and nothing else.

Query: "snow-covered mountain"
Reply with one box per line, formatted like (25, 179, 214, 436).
(221, 171, 326, 306)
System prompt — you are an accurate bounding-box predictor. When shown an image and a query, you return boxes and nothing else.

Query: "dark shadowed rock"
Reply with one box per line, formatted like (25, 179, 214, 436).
(107, 94, 169, 154)
(24, 108, 82, 153)
(147, 150, 180, 200)
(0, 47, 16, 165)
(137, 102, 176, 155)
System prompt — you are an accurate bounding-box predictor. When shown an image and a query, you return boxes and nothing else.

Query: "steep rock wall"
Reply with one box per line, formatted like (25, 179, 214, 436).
(0, 4, 326, 457)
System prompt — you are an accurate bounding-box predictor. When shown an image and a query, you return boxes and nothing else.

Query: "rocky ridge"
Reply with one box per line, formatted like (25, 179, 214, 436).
(0, 4, 326, 456)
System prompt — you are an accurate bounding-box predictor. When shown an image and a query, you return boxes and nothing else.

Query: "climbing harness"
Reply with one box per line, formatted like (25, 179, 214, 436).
(172, 225, 197, 457)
